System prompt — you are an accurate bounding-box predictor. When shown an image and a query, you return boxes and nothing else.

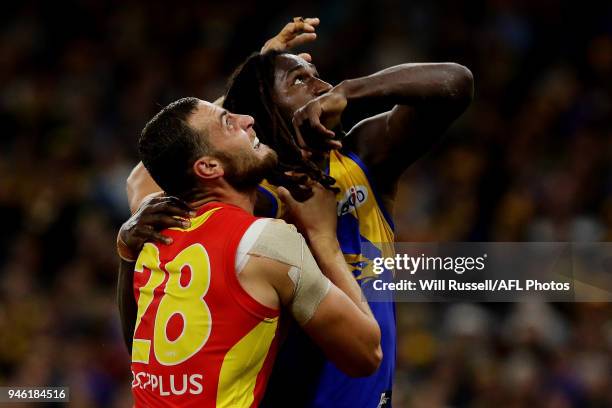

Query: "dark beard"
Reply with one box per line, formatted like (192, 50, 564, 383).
(219, 149, 278, 192)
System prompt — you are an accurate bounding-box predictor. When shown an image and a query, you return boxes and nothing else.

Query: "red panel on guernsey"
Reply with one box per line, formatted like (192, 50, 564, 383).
(130, 202, 280, 408)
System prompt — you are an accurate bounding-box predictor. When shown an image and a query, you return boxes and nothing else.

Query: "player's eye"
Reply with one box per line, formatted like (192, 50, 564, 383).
(225, 116, 233, 129)
(293, 76, 305, 86)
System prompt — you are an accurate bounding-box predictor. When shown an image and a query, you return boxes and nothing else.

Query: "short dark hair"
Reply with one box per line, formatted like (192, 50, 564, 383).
(223, 51, 336, 201)
(138, 97, 211, 200)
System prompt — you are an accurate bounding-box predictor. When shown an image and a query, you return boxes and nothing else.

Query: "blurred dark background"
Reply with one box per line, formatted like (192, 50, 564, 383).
(0, 1, 610, 406)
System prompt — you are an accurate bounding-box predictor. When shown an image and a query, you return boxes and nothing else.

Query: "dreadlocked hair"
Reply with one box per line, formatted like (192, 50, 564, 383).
(223, 50, 337, 201)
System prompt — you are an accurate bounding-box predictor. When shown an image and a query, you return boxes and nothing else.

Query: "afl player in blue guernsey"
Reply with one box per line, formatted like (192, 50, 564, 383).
(219, 48, 473, 408)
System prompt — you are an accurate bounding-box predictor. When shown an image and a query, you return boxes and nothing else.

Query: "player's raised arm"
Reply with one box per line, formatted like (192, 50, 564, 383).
(276, 182, 382, 376)
(340, 63, 473, 168)
(217, 17, 320, 109)
(261, 17, 319, 62)
(240, 219, 382, 377)
(295, 62, 474, 200)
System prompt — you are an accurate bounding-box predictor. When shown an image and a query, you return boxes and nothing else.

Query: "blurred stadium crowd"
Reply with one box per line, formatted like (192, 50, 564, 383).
(0, 1, 610, 406)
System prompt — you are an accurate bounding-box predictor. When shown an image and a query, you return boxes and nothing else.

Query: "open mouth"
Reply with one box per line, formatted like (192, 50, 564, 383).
(252, 136, 261, 149)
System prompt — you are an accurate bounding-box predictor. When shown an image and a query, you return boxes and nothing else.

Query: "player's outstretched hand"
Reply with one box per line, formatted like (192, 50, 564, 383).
(278, 181, 337, 243)
(116, 194, 196, 262)
(292, 91, 347, 151)
(261, 17, 320, 62)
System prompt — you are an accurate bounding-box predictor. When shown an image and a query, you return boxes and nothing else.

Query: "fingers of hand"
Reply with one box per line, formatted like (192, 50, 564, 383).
(288, 185, 314, 204)
(147, 191, 165, 201)
(139, 195, 169, 211)
(306, 108, 335, 138)
(283, 171, 309, 185)
(263, 18, 318, 53)
(292, 119, 310, 150)
(326, 139, 343, 150)
(303, 17, 320, 26)
(140, 213, 191, 230)
(165, 196, 195, 212)
(118, 223, 136, 245)
(284, 19, 316, 36)
(294, 105, 336, 147)
(312, 121, 335, 138)
(292, 17, 320, 25)
(309, 181, 334, 197)
(277, 186, 296, 207)
(285, 33, 317, 48)
(148, 231, 173, 245)
(146, 199, 194, 218)
(311, 181, 324, 190)
(297, 53, 312, 62)
(134, 224, 173, 245)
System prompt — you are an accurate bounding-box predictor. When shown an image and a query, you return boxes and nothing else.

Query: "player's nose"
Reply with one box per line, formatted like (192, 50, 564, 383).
(237, 114, 254, 130)
(314, 78, 332, 96)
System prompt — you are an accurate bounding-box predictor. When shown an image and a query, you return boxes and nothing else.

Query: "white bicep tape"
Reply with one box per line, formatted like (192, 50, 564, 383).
(248, 220, 331, 325)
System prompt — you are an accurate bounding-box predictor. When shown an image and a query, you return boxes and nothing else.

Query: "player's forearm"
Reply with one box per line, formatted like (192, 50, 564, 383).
(334, 63, 473, 110)
(307, 236, 373, 317)
(127, 162, 162, 214)
(117, 258, 137, 353)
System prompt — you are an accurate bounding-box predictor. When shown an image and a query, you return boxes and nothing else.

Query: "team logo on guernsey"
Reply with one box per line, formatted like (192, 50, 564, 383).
(337, 185, 368, 216)
(376, 390, 392, 408)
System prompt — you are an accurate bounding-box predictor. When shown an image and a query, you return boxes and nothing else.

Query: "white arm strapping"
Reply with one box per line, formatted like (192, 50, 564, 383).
(247, 220, 331, 325)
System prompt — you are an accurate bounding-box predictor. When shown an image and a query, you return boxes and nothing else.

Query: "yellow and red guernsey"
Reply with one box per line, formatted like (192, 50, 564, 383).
(130, 202, 279, 408)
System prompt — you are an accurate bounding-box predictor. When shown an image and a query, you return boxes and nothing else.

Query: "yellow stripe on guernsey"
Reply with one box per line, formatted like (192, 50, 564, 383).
(216, 318, 278, 407)
(169, 207, 221, 232)
(329, 150, 394, 280)
(343, 253, 371, 274)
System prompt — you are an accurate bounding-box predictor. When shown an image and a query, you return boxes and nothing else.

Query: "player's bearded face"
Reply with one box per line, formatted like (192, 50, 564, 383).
(217, 146, 277, 191)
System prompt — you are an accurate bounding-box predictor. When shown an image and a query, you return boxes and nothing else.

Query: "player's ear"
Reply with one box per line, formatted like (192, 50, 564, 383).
(193, 156, 224, 181)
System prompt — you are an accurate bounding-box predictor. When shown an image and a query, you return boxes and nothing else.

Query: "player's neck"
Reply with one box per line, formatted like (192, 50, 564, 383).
(188, 186, 256, 215)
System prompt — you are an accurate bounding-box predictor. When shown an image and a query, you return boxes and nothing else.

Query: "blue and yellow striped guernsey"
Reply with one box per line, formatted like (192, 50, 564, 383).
(258, 149, 396, 408)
